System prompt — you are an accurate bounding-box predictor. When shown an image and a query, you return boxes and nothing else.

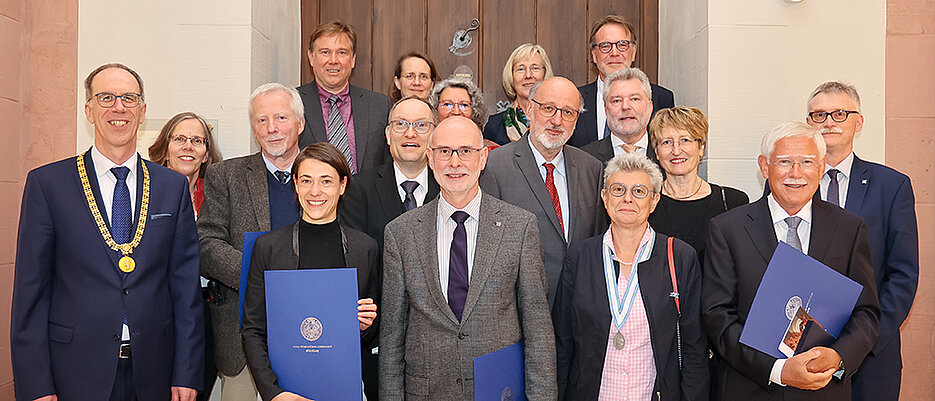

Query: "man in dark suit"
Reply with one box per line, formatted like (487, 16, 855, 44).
(12, 63, 203, 401)
(703, 121, 880, 401)
(297, 21, 392, 174)
(803, 82, 918, 401)
(198, 83, 305, 401)
(581, 68, 659, 167)
(569, 15, 675, 148)
(380, 116, 557, 400)
(480, 76, 605, 306)
(340, 96, 440, 400)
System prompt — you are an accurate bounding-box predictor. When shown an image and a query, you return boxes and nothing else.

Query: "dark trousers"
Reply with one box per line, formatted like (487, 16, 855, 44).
(109, 357, 138, 401)
(197, 296, 218, 401)
(362, 346, 379, 401)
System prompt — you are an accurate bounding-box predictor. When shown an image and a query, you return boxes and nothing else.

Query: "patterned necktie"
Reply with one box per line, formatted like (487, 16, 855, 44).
(620, 143, 637, 153)
(784, 216, 803, 252)
(826, 169, 841, 206)
(448, 211, 470, 321)
(543, 163, 565, 232)
(327, 95, 355, 173)
(111, 166, 132, 244)
(401, 180, 419, 211)
(274, 170, 290, 184)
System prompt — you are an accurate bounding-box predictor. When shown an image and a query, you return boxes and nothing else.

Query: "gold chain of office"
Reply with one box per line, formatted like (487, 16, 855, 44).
(77, 152, 151, 273)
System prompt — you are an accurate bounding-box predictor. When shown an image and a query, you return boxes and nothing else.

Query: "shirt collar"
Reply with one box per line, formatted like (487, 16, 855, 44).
(393, 162, 429, 189)
(610, 130, 649, 150)
(767, 194, 813, 226)
(260, 152, 294, 178)
(91, 145, 138, 180)
(438, 188, 483, 221)
(825, 151, 855, 178)
(526, 135, 566, 174)
(601, 224, 655, 264)
(317, 81, 350, 102)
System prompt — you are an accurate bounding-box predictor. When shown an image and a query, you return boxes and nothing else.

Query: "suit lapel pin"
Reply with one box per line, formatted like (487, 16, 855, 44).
(495, 221, 502, 227)
(861, 179, 868, 185)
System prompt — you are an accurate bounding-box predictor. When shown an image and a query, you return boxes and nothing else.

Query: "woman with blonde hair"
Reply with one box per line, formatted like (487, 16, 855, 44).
(483, 43, 554, 145)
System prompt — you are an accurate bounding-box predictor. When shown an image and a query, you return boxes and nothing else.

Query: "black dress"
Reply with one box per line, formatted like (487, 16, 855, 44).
(649, 183, 749, 263)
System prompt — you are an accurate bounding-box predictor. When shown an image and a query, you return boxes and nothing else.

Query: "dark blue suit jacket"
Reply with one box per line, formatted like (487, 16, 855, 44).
(569, 80, 675, 148)
(12, 151, 204, 401)
(842, 157, 918, 376)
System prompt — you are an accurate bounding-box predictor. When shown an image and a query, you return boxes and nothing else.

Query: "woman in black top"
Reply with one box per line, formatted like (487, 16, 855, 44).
(242, 143, 379, 401)
(647, 107, 749, 263)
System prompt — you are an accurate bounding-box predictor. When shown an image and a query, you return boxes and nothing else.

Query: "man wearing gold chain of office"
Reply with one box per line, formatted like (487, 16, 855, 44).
(11, 63, 204, 401)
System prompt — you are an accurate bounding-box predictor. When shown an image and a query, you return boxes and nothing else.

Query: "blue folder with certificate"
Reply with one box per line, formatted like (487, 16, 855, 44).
(265, 268, 362, 400)
(473, 341, 525, 401)
(739, 242, 863, 359)
(239, 231, 268, 327)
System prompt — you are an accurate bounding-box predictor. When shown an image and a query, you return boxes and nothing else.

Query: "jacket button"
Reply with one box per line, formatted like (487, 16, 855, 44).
(456, 378, 462, 385)
(458, 332, 465, 340)
(123, 288, 129, 295)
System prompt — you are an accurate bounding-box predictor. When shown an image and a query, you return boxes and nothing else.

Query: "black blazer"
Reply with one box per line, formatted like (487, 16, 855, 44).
(553, 233, 708, 401)
(241, 222, 379, 401)
(482, 110, 512, 145)
(341, 161, 440, 250)
(702, 197, 880, 401)
(580, 134, 659, 167)
(569, 80, 675, 148)
(296, 82, 392, 173)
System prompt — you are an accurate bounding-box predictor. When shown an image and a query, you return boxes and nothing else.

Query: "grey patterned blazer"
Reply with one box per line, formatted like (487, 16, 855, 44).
(197, 152, 272, 376)
(379, 192, 558, 401)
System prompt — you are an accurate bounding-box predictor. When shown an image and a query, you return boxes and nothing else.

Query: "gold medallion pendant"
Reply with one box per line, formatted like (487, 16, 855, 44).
(118, 256, 136, 273)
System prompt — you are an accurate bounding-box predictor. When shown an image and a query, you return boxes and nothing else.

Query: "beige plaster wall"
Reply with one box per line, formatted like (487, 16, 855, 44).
(0, 0, 78, 399)
(886, 1, 935, 399)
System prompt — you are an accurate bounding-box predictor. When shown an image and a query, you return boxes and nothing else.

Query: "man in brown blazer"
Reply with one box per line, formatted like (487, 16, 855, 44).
(379, 116, 557, 400)
(197, 83, 305, 401)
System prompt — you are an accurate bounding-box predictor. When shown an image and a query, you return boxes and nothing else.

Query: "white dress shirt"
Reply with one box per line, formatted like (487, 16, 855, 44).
(436, 190, 482, 301)
(393, 163, 430, 207)
(766, 194, 814, 385)
(610, 131, 650, 157)
(821, 152, 855, 207)
(261, 152, 294, 182)
(597, 79, 608, 140)
(528, 137, 570, 240)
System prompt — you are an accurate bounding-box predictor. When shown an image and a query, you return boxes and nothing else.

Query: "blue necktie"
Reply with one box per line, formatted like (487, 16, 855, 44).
(401, 181, 419, 211)
(448, 211, 470, 321)
(111, 166, 132, 244)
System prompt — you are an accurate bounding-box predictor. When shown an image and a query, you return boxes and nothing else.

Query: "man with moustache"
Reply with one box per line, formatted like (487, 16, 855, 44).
(803, 82, 918, 401)
(298, 21, 392, 174)
(12, 63, 203, 401)
(380, 116, 557, 400)
(569, 15, 674, 148)
(703, 122, 879, 401)
(480, 76, 605, 306)
(581, 68, 658, 166)
(340, 96, 441, 399)
(198, 83, 305, 401)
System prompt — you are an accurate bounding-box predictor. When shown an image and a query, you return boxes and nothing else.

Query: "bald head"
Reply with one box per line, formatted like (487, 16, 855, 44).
(529, 76, 584, 112)
(428, 116, 489, 208)
(432, 116, 484, 148)
(527, 76, 583, 156)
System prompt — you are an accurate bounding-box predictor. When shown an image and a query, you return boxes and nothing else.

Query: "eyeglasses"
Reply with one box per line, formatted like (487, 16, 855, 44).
(438, 101, 473, 113)
(807, 110, 860, 123)
(656, 137, 700, 150)
(401, 72, 431, 82)
(388, 119, 435, 135)
(606, 183, 650, 199)
(171, 134, 207, 147)
(772, 158, 820, 172)
(89, 92, 143, 108)
(513, 64, 544, 75)
(593, 40, 635, 54)
(531, 99, 580, 122)
(430, 146, 482, 161)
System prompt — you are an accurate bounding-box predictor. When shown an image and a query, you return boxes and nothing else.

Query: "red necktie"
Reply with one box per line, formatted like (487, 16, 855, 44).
(543, 163, 564, 232)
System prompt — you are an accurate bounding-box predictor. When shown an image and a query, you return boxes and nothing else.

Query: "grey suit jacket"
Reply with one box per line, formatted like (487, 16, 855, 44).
(297, 82, 392, 173)
(197, 152, 273, 376)
(379, 192, 557, 401)
(480, 136, 607, 306)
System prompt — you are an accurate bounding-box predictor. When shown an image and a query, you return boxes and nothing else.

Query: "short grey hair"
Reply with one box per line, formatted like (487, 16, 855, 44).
(603, 153, 664, 194)
(760, 121, 827, 161)
(602, 67, 652, 103)
(528, 80, 587, 113)
(249, 83, 305, 121)
(428, 75, 488, 129)
(807, 81, 861, 112)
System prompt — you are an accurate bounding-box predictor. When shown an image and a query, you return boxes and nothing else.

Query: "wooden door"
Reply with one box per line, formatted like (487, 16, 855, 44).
(301, 0, 658, 110)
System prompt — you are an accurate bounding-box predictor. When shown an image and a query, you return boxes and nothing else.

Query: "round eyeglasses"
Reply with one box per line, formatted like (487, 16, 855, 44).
(606, 183, 650, 199)
(592, 40, 635, 54)
(531, 99, 580, 122)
